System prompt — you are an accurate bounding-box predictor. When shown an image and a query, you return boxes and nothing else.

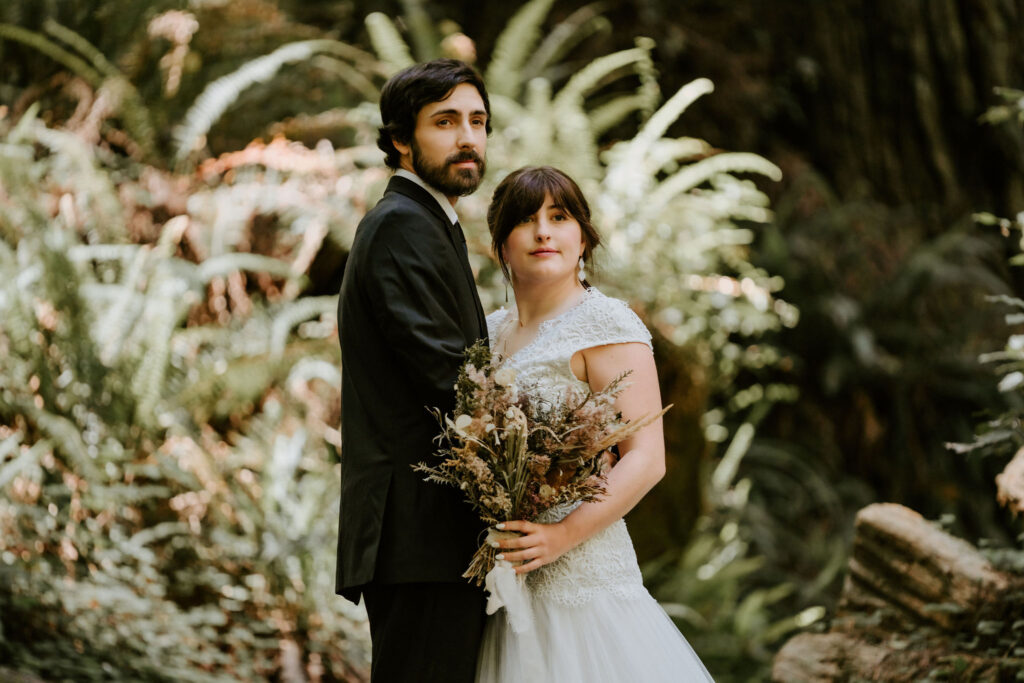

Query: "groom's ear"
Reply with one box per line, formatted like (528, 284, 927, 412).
(392, 136, 411, 158)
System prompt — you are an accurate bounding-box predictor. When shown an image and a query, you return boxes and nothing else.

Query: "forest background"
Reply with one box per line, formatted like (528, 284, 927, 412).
(1, 0, 1023, 681)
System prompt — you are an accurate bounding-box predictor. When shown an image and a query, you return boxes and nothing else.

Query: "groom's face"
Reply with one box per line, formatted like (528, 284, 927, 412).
(394, 83, 488, 198)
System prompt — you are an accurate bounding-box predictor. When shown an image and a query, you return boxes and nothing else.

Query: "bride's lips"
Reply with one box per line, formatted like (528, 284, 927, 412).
(529, 248, 559, 256)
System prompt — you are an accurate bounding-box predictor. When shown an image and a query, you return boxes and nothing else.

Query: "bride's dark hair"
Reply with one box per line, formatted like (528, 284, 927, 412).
(486, 166, 601, 287)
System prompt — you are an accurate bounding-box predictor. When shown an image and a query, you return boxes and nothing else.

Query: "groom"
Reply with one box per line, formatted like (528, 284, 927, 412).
(335, 59, 490, 681)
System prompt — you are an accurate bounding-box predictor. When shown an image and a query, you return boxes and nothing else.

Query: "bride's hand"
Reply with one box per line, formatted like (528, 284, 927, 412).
(491, 520, 574, 574)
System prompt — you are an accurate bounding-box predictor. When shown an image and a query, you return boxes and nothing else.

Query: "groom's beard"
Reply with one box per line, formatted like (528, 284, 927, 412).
(411, 142, 486, 197)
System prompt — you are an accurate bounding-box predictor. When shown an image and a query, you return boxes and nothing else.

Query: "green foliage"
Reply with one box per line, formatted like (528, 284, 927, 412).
(174, 38, 381, 164)
(0, 108, 368, 680)
(951, 211, 1024, 459)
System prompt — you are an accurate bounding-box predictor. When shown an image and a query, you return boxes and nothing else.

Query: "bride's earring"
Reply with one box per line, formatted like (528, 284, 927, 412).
(577, 256, 586, 282)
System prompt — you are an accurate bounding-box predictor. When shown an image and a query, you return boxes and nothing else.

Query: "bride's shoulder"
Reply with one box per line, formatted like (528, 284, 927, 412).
(570, 288, 652, 350)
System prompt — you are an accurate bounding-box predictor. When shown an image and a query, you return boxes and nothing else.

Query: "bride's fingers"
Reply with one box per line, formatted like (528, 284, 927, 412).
(491, 534, 529, 550)
(514, 557, 545, 574)
(495, 520, 533, 534)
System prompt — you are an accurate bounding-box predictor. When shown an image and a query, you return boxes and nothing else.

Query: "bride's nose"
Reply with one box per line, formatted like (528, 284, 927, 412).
(534, 218, 552, 240)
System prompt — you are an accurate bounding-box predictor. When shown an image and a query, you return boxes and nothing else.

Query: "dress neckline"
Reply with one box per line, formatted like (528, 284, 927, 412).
(497, 287, 597, 362)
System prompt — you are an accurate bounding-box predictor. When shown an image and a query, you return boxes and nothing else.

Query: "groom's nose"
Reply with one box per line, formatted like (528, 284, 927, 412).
(456, 121, 484, 150)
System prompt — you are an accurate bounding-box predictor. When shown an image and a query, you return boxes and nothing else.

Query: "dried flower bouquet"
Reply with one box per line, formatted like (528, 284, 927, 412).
(414, 341, 670, 585)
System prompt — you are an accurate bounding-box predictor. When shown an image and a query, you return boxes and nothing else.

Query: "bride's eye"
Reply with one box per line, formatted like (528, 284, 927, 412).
(516, 215, 535, 225)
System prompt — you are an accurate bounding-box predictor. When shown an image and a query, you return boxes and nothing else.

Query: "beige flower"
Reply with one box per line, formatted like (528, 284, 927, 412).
(494, 366, 516, 387)
(538, 484, 554, 499)
(504, 406, 527, 431)
(454, 414, 473, 436)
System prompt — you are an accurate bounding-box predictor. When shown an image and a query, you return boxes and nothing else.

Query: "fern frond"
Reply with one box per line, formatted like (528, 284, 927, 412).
(93, 246, 150, 365)
(30, 123, 127, 240)
(589, 94, 648, 137)
(523, 78, 554, 163)
(196, 253, 298, 284)
(21, 401, 98, 478)
(174, 40, 362, 163)
(0, 436, 41, 490)
(131, 271, 187, 426)
(68, 244, 145, 263)
(648, 153, 782, 211)
(269, 296, 337, 357)
(485, 0, 557, 99)
(42, 18, 120, 79)
(632, 78, 714, 154)
(399, 0, 440, 62)
(309, 55, 380, 102)
(0, 22, 102, 86)
(365, 13, 415, 75)
(554, 106, 601, 182)
(523, 2, 610, 81)
(551, 43, 653, 113)
(285, 358, 341, 388)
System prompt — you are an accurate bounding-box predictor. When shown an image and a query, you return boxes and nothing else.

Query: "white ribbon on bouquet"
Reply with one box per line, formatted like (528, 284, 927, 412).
(482, 530, 545, 679)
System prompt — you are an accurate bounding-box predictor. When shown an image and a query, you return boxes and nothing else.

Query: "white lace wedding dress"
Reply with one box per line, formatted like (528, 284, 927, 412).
(476, 287, 714, 682)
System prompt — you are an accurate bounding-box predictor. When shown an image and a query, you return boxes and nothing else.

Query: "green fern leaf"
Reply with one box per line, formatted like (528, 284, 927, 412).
(589, 94, 649, 138)
(523, 78, 554, 163)
(270, 296, 337, 357)
(399, 0, 439, 62)
(174, 40, 360, 163)
(523, 2, 610, 81)
(648, 153, 783, 211)
(551, 43, 653, 113)
(196, 253, 298, 284)
(42, 18, 120, 79)
(632, 77, 715, 152)
(0, 22, 103, 86)
(365, 13, 415, 75)
(485, 0, 557, 99)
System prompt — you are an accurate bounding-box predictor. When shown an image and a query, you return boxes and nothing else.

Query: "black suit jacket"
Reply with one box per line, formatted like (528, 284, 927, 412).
(335, 175, 488, 602)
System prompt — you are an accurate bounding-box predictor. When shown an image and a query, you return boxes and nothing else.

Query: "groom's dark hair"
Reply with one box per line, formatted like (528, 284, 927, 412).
(377, 59, 492, 170)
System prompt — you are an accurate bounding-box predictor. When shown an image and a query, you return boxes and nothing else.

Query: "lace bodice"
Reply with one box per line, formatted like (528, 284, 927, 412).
(487, 288, 652, 406)
(486, 288, 653, 607)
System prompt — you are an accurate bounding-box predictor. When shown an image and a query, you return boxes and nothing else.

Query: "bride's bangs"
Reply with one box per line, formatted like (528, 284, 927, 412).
(507, 169, 590, 228)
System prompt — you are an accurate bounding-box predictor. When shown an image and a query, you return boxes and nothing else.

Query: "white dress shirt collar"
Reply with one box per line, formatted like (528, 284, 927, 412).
(395, 169, 460, 226)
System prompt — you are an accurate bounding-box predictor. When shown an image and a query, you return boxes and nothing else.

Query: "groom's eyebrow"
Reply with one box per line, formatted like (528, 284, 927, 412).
(428, 107, 488, 119)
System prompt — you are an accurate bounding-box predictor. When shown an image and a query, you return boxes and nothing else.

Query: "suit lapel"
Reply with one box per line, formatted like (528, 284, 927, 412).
(384, 176, 488, 342)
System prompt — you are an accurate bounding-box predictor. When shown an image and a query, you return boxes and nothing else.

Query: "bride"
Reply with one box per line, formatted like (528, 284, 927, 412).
(476, 166, 714, 681)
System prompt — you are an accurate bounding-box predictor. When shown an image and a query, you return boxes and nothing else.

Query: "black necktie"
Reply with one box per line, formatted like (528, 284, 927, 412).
(452, 220, 469, 257)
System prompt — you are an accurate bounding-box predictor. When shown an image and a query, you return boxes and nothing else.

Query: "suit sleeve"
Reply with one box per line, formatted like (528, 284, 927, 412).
(362, 210, 470, 409)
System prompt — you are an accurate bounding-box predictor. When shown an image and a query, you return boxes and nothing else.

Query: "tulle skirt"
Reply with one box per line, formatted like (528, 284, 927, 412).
(476, 587, 714, 682)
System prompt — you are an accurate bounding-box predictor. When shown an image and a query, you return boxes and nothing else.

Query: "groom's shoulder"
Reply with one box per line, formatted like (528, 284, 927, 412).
(362, 187, 435, 227)
(351, 195, 449, 265)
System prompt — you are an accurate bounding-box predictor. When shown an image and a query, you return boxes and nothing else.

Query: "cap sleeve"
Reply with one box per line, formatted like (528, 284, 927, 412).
(566, 292, 653, 354)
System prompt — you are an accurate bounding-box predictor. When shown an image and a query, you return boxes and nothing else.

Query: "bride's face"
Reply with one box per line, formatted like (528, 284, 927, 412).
(502, 193, 585, 287)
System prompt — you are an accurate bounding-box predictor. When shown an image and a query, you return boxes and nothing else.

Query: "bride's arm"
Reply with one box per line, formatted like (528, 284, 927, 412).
(494, 341, 666, 574)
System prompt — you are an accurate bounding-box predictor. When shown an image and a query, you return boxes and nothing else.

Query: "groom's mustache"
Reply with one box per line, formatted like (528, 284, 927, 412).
(446, 150, 484, 168)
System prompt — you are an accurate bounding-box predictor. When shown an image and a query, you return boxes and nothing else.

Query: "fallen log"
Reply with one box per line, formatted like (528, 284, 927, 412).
(842, 503, 1011, 629)
(772, 502, 1024, 681)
